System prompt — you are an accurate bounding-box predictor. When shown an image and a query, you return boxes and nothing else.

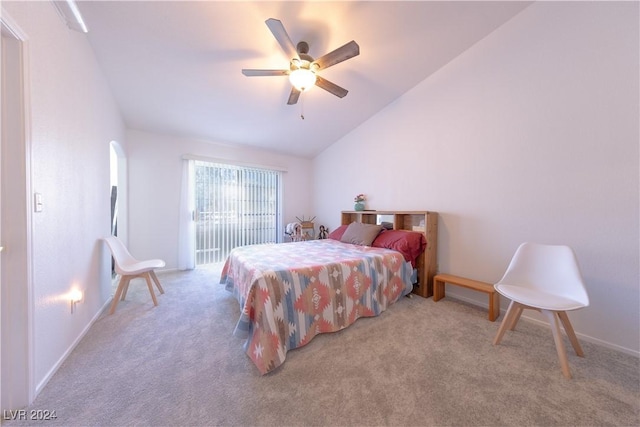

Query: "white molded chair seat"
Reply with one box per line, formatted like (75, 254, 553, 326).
(104, 236, 165, 314)
(494, 285, 586, 312)
(493, 242, 589, 379)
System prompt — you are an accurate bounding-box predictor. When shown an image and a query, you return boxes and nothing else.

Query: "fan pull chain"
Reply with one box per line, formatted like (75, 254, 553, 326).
(300, 92, 305, 120)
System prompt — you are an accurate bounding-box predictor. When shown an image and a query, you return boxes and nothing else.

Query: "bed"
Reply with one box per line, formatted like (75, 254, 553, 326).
(220, 210, 438, 374)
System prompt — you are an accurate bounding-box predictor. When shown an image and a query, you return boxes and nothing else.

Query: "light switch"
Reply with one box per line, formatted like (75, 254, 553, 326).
(34, 193, 43, 212)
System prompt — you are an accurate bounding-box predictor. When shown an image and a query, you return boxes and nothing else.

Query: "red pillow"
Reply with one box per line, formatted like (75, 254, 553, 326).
(372, 230, 426, 267)
(327, 224, 349, 241)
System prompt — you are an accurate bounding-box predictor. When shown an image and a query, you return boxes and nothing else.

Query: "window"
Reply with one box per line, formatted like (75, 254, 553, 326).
(194, 161, 282, 265)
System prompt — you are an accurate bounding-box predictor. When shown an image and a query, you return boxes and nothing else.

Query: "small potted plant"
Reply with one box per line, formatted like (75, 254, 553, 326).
(354, 194, 366, 211)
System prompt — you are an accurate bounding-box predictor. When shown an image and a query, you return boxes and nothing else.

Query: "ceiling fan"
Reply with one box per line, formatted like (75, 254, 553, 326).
(242, 18, 360, 105)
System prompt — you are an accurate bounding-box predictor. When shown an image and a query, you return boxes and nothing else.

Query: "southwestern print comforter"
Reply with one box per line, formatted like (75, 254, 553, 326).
(220, 239, 413, 374)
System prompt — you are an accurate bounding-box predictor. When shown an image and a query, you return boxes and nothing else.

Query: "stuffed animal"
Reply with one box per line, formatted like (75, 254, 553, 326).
(317, 225, 328, 240)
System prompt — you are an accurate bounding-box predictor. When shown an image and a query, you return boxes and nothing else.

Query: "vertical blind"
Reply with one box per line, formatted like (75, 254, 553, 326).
(194, 160, 281, 265)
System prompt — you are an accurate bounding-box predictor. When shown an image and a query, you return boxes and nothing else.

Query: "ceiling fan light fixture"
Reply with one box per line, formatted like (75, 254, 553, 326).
(289, 68, 317, 92)
(242, 19, 359, 104)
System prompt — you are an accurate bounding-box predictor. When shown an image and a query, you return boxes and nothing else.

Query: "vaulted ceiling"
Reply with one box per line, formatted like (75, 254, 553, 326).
(78, 1, 531, 158)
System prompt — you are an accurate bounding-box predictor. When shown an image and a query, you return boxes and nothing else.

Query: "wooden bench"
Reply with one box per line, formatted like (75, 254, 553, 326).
(433, 273, 500, 321)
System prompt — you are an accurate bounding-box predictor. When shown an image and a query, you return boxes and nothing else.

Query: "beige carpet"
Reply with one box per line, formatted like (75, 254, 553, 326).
(5, 266, 639, 426)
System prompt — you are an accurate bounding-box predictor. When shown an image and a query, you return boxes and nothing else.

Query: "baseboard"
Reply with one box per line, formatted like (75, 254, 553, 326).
(444, 290, 640, 359)
(35, 298, 112, 395)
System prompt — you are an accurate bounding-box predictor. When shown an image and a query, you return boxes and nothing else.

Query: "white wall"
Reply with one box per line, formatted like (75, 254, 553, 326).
(125, 129, 313, 268)
(3, 0, 126, 393)
(313, 2, 639, 354)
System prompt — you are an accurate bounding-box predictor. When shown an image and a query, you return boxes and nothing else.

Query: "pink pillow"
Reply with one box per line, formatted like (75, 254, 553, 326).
(372, 230, 426, 267)
(327, 224, 349, 241)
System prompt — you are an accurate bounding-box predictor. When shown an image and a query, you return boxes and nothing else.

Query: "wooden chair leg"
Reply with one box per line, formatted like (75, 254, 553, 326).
(493, 300, 520, 345)
(150, 270, 164, 294)
(542, 309, 572, 379)
(144, 273, 158, 306)
(508, 304, 524, 330)
(110, 276, 130, 315)
(121, 277, 131, 301)
(557, 311, 584, 357)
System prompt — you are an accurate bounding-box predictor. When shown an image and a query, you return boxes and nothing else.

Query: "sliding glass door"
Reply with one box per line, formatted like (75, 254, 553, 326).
(194, 161, 282, 265)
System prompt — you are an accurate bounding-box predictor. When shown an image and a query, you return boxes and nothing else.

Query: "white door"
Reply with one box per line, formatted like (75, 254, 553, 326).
(1, 13, 32, 412)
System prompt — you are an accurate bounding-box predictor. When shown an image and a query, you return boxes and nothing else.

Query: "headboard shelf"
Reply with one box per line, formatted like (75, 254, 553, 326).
(341, 210, 438, 298)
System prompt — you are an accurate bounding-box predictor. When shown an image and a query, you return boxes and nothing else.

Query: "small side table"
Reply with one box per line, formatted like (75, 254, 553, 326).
(300, 221, 315, 240)
(433, 273, 500, 321)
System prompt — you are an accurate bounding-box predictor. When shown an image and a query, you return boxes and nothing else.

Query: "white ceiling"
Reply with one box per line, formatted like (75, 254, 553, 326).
(77, 1, 531, 158)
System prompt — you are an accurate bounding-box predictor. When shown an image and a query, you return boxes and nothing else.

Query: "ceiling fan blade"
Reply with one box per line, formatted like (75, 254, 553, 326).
(287, 87, 301, 105)
(315, 76, 348, 98)
(242, 69, 288, 77)
(265, 18, 299, 60)
(313, 40, 360, 70)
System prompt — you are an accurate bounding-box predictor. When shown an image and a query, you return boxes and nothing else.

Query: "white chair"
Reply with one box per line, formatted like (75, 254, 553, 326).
(492, 242, 589, 378)
(104, 236, 165, 314)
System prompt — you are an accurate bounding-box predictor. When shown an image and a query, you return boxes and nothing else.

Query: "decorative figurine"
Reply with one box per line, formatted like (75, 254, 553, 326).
(285, 222, 303, 242)
(317, 225, 328, 240)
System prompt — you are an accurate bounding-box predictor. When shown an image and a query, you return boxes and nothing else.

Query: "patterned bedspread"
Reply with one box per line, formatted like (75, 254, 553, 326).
(220, 239, 413, 374)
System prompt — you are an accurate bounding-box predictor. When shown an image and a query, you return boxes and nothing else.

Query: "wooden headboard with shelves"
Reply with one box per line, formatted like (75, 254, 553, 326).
(341, 210, 438, 298)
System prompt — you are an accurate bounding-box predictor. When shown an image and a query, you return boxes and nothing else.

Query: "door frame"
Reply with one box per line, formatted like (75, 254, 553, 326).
(110, 140, 128, 244)
(1, 8, 34, 411)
